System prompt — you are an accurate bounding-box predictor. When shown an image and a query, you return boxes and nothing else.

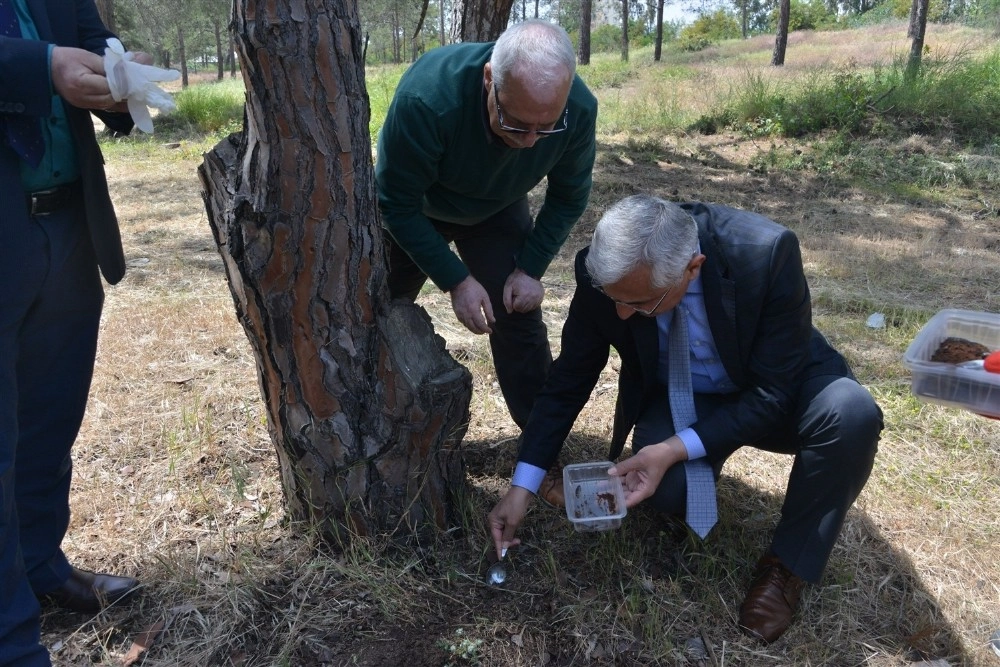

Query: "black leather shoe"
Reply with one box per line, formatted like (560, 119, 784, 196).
(42, 566, 140, 614)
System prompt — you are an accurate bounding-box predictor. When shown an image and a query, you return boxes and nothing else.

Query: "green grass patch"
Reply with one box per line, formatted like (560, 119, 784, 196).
(366, 63, 408, 142)
(697, 45, 1000, 144)
(163, 78, 246, 135)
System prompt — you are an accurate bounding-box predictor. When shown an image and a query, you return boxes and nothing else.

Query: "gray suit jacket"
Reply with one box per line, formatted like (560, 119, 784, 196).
(518, 202, 854, 469)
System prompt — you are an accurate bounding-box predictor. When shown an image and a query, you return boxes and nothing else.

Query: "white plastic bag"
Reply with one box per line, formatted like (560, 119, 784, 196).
(103, 38, 181, 133)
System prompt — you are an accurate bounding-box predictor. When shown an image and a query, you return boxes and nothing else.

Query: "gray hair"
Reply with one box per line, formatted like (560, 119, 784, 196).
(490, 19, 576, 92)
(586, 195, 699, 289)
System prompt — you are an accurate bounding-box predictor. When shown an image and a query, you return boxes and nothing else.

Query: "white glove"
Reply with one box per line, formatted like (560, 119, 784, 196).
(103, 38, 180, 133)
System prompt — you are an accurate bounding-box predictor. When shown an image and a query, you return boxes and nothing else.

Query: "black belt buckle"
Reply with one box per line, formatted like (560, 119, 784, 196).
(27, 186, 70, 216)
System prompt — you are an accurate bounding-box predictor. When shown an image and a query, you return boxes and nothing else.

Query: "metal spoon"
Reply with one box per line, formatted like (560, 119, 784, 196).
(486, 561, 507, 584)
(485, 546, 508, 585)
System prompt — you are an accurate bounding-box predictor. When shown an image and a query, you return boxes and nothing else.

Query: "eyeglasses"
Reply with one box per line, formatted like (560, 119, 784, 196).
(493, 82, 569, 135)
(596, 285, 672, 316)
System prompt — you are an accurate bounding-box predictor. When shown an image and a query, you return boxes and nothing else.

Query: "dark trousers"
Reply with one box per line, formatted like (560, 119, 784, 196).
(385, 199, 552, 428)
(0, 200, 103, 666)
(632, 375, 882, 583)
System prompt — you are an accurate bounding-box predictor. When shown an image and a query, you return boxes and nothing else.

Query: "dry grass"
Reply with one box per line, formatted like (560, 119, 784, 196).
(40, 22, 1000, 667)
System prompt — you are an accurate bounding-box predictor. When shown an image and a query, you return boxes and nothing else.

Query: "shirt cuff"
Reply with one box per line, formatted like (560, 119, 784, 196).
(512, 461, 547, 494)
(47, 44, 55, 96)
(676, 427, 706, 460)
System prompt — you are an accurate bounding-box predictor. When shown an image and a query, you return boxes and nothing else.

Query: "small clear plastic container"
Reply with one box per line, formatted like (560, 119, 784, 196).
(563, 461, 627, 532)
(902, 309, 1000, 417)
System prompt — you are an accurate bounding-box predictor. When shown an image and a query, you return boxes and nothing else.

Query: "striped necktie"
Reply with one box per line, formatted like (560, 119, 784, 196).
(668, 304, 718, 539)
(1, 0, 46, 167)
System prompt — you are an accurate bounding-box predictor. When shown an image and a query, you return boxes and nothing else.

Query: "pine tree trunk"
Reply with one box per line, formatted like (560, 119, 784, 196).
(772, 0, 790, 66)
(178, 26, 188, 87)
(906, 0, 929, 79)
(579, 0, 592, 66)
(450, 0, 515, 42)
(199, 0, 472, 541)
(213, 18, 225, 81)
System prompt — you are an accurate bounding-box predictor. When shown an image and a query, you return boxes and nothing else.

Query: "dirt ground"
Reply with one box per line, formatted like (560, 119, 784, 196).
(36, 126, 1000, 666)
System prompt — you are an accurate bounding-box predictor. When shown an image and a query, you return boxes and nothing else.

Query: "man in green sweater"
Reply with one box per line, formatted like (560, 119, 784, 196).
(375, 19, 598, 431)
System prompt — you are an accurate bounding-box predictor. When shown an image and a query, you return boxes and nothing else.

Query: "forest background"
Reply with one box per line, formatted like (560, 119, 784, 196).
(36, 0, 1000, 665)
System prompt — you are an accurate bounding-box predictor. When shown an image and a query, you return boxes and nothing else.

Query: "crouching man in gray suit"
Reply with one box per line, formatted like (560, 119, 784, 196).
(488, 194, 882, 643)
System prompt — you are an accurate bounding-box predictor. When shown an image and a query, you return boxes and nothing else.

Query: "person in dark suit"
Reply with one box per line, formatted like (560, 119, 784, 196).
(1, 0, 151, 662)
(488, 194, 883, 643)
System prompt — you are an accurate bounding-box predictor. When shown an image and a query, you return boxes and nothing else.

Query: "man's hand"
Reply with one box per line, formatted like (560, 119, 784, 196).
(51, 46, 154, 112)
(487, 486, 533, 560)
(51, 46, 115, 109)
(608, 437, 688, 508)
(503, 268, 544, 314)
(450, 276, 495, 334)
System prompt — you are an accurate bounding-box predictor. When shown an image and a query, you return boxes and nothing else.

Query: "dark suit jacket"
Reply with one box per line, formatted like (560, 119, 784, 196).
(518, 202, 854, 470)
(0, 0, 133, 284)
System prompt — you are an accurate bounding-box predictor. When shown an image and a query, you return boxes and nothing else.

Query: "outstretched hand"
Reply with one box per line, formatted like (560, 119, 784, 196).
(51, 46, 114, 109)
(487, 486, 532, 560)
(51, 46, 154, 112)
(608, 438, 688, 508)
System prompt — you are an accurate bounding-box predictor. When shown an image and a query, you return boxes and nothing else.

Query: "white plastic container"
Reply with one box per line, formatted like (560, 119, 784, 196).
(563, 461, 627, 532)
(902, 309, 1000, 417)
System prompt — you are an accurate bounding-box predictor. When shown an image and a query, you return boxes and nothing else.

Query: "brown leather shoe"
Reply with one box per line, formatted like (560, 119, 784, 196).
(41, 566, 140, 614)
(537, 463, 565, 508)
(738, 554, 805, 643)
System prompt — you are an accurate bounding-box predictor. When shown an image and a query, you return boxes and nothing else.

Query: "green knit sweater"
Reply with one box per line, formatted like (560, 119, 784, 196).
(375, 42, 597, 291)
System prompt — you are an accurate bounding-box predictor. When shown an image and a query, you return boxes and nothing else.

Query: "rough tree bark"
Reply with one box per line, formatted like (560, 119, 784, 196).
(450, 0, 515, 42)
(772, 0, 790, 66)
(199, 0, 472, 541)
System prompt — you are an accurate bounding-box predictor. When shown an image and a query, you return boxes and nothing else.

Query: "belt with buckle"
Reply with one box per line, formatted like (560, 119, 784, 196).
(25, 184, 78, 216)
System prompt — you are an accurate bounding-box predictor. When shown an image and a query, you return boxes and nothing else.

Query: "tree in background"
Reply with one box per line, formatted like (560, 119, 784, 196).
(734, 0, 751, 36)
(769, 0, 835, 31)
(200, 0, 472, 541)
(440, 0, 447, 45)
(653, 0, 665, 59)
(621, 0, 630, 59)
(450, 0, 516, 41)
(971, 0, 1000, 32)
(906, 0, 929, 78)
(677, 9, 739, 50)
(579, 0, 593, 64)
(114, 0, 235, 82)
(772, 0, 790, 64)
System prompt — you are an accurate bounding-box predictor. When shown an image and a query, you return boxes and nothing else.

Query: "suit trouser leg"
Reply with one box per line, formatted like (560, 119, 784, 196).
(15, 206, 103, 598)
(0, 208, 97, 665)
(632, 375, 882, 583)
(763, 375, 882, 582)
(384, 199, 552, 428)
